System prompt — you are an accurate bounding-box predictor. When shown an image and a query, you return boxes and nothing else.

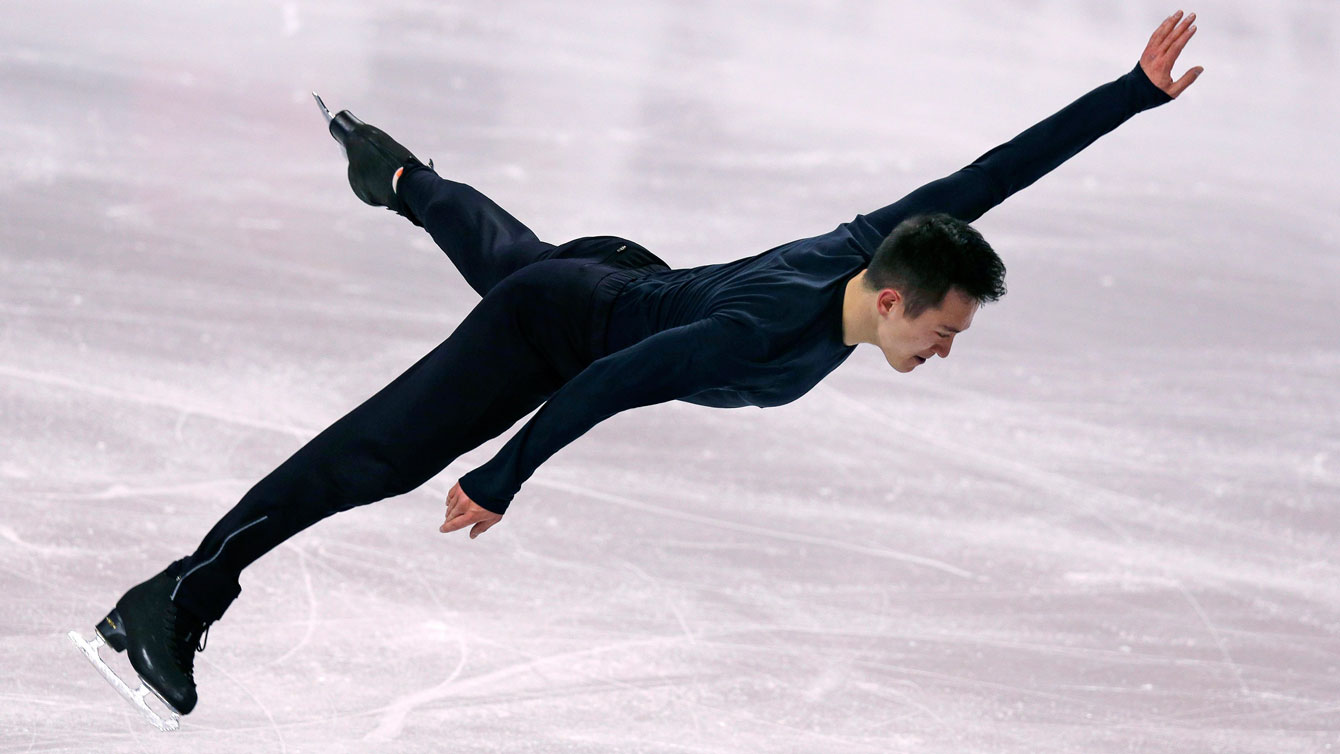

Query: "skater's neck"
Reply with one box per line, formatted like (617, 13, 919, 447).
(842, 270, 876, 346)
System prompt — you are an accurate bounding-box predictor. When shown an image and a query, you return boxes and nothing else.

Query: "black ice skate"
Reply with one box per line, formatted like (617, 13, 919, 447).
(67, 563, 210, 731)
(313, 92, 433, 227)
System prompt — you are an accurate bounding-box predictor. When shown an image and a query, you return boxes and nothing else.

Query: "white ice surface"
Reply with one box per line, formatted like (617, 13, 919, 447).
(2, 1, 1339, 752)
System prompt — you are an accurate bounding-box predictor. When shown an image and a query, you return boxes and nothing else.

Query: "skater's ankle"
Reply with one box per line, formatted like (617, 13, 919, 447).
(169, 587, 221, 628)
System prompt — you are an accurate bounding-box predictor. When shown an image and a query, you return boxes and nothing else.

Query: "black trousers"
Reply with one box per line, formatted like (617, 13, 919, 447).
(171, 166, 667, 623)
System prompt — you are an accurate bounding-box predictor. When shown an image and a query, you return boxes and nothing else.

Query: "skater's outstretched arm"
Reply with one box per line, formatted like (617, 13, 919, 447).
(451, 314, 768, 517)
(862, 11, 1202, 236)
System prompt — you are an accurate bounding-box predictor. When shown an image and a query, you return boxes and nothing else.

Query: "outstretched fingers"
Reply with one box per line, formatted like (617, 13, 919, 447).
(1149, 10, 1183, 49)
(441, 482, 468, 531)
(441, 507, 501, 537)
(1159, 12, 1195, 55)
(444, 485, 458, 518)
(441, 506, 484, 533)
(1165, 15, 1197, 60)
(440, 509, 464, 532)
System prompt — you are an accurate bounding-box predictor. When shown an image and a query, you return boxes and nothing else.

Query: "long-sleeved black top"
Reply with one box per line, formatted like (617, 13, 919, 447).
(460, 63, 1172, 513)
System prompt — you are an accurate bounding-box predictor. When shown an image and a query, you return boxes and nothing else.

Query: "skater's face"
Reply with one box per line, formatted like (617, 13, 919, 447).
(875, 286, 978, 373)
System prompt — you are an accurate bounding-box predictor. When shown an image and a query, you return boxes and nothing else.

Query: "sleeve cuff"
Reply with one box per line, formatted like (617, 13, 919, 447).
(1126, 61, 1174, 109)
(457, 474, 511, 516)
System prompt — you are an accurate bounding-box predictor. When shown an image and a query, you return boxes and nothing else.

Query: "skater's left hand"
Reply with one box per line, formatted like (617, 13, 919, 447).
(440, 481, 502, 539)
(1139, 10, 1204, 98)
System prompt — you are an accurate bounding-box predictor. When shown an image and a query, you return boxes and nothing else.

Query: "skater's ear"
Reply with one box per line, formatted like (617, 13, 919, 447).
(876, 286, 905, 318)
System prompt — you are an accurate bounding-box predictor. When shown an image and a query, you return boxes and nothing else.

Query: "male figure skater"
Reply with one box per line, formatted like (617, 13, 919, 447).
(72, 12, 1202, 726)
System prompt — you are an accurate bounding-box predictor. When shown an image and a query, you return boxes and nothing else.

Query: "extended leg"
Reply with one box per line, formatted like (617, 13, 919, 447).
(319, 104, 559, 295)
(396, 166, 558, 297)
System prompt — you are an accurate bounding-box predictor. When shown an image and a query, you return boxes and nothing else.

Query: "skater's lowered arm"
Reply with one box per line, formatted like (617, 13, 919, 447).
(862, 11, 1201, 236)
(456, 314, 767, 515)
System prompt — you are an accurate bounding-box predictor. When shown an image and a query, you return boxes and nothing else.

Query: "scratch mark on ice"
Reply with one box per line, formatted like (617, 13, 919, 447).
(534, 477, 981, 581)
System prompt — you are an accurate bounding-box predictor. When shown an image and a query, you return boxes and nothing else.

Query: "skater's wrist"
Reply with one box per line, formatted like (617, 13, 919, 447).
(456, 476, 511, 516)
(1127, 61, 1174, 109)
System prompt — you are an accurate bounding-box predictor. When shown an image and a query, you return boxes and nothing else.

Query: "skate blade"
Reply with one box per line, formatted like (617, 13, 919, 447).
(312, 92, 348, 160)
(312, 91, 333, 125)
(310, 92, 433, 170)
(67, 630, 181, 732)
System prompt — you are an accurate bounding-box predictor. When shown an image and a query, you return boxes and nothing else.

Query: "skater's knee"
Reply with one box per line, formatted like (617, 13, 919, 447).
(320, 450, 433, 508)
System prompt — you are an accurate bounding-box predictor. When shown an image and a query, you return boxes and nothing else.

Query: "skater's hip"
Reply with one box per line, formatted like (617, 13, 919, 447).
(546, 234, 669, 271)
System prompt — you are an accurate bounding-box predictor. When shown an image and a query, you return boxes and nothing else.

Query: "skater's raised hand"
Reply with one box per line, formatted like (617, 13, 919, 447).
(440, 481, 502, 539)
(1140, 10, 1204, 98)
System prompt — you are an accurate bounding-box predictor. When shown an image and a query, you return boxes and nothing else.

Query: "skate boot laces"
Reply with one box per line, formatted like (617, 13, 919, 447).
(164, 602, 209, 679)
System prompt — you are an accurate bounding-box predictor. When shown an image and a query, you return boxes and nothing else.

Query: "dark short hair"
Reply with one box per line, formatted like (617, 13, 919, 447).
(865, 214, 1006, 318)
